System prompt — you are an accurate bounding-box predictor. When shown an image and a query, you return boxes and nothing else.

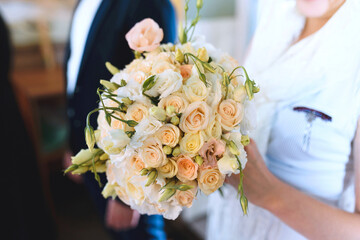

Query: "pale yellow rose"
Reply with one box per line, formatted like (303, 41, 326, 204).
(232, 85, 247, 103)
(179, 132, 205, 156)
(198, 167, 225, 195)
(125, 102, 149, 123)
(179, 101, 210, 134)
(158, 92, 189, 115)
(217, 99, 244, 131)
(139, 137, 167, 168)
(183, 75, 209, 102)
(157, 158, 178, 178)
(176, 155, 198, 182)
(174, 180, 197, 208)
(156, 124, 181, 147)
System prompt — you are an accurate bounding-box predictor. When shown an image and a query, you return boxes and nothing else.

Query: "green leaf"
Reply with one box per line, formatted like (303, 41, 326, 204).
(142, 75, 156, 92)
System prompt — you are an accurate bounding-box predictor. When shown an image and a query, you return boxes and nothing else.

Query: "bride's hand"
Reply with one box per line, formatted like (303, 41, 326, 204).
(226, 139, 281, 209)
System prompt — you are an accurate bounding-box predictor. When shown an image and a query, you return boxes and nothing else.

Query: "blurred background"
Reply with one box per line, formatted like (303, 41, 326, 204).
(0, 0, 258, 239)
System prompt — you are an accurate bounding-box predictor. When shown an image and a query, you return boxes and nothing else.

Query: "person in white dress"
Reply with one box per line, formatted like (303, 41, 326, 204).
(206, 0, 360, 239)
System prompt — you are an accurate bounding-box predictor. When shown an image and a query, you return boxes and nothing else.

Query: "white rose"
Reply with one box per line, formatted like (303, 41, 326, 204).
(116, 78, 150, 104)
(99, 129, 130, 155)
(217, 150, 240, 175)
(146, 69, 183, 99)
(130, 116, 163, 148)
(183, 75, 209, 102)
(110, 71, 129, 85)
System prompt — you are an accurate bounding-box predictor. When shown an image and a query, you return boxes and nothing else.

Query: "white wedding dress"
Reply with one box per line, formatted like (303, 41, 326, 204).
(206, 0, 360, 239)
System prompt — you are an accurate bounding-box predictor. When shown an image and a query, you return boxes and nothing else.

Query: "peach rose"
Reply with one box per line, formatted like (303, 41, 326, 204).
(217, 99, 244, 131)
(174, 180, 197, 208)
(125, 102, 149, 123)
(176, 155, 198, 182)
(158, 92, 189, 115)
(179, 101, 211, 134)
(179, 65, 193, 80)
(127, 154, 145, 173)
(198, 167, 225, 195)
(156, 124, 181, 147)
(139, 137, 167, 168)
(198, 138, 226, 169)
(125, 18, 164, 53)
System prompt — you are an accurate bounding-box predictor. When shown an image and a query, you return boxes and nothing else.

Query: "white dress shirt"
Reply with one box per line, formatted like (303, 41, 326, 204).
(66, 0, 103, 95)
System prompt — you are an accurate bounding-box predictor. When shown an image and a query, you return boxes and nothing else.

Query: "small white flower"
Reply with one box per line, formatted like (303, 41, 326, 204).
(145, 69, 183, 99)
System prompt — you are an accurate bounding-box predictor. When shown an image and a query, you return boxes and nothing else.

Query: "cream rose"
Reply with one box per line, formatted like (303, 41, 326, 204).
(218, 99, 244, 131)
(158, 92, 189, 115)
(125, 59, 152, 74)
(176, 155, 198, 182)
(125, 102, 149, 123)
(139, 137, 167, 168)
(151, 60, 177, 75)
(198, 168, 225, 195)
(156, 124, 181, 147)
(125, 18, 164, 53)
(179, 101, 210, 134)
(179, 132, 205, 156)
(183, 75, 209, 102)
(157, 159, 178, 178)
(130, 71, 147, 84)
(174, 180, 197, 208)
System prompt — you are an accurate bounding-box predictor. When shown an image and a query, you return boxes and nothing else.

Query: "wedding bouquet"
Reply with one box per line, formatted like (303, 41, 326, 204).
(65, 0, 258, 220)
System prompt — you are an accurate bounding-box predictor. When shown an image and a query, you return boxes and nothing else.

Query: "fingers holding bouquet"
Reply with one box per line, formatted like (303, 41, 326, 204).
(226, 139, 281, 210)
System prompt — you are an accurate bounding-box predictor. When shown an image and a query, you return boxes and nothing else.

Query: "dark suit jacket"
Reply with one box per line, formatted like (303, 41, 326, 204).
(65, 0, 177, 154)
(1, 14, 57, 240)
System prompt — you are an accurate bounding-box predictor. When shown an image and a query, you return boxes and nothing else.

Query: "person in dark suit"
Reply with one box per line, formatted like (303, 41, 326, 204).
(1, 13, 57, 240)
(63, 1, 177, 239)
